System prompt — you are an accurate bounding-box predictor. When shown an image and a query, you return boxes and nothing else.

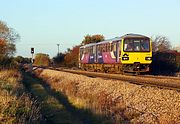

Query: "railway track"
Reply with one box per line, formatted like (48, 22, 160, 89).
(47, 67, 180, 91)
(137, 74, 180, 81)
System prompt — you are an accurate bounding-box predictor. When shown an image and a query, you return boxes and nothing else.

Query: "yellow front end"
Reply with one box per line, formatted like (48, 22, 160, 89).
(120, 38, 152, 72)
(121, 52, 152, 64)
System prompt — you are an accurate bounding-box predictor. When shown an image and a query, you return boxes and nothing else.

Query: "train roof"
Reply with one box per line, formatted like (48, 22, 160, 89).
(96, 37, 122, 45)
(80, 43, 96, 48)
(96, 34, 149, 45)
(80, 34, 149, 48)
(122, 33, 149, 39)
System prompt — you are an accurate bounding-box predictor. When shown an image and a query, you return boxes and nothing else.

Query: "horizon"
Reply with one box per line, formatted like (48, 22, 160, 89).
(1, 0, 180, 58)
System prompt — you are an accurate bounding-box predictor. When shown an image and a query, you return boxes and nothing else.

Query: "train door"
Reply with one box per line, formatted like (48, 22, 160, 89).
(80, 48, 84, 61)
(116, 41, 120, 62)
(97, 44, 104, 63)
(111, 41, 119, 62)
(118, 40, 122, 63)
(93, 45, 96, 63)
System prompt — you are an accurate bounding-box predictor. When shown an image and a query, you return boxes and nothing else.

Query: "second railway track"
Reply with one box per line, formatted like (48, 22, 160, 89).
(47, 67, 180, 91)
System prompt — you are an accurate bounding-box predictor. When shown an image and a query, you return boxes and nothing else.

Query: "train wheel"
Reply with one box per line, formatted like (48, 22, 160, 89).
(103, 67, 109, 73)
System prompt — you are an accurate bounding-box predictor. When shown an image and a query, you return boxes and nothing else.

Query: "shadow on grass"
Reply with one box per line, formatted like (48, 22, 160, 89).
(22, 72, 114, 124)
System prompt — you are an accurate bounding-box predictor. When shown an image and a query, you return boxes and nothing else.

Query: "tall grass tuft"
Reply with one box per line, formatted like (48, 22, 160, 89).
(0, 69, 42, 123)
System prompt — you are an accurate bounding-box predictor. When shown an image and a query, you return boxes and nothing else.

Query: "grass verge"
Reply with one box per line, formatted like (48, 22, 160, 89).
(0, 69, 41, 123)
(22, 72, 114, 124)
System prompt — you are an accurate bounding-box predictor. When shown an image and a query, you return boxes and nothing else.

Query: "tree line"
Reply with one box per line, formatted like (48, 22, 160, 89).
(34, 33, 179, 70)
(52, 34, 179, 75)
(1, 19, 179, 75)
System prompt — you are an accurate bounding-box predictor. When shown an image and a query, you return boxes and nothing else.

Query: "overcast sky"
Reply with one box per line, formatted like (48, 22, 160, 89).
(0, 0, 180, 57)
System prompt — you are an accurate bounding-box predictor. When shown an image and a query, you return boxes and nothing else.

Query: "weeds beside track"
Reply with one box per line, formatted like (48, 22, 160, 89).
(0, 70, 41, 123)
(22, 72, 113, 124)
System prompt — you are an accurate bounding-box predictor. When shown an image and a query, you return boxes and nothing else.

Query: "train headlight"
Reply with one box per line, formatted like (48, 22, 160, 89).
(122, 57, 129, 60)
(145, 57, 152, 60)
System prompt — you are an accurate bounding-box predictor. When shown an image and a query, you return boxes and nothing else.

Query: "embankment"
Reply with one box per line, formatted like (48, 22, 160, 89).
(34, 68, 180, 123)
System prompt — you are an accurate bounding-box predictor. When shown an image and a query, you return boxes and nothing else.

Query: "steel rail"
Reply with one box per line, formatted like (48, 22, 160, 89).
(49, 68, 180, 91)
(137, 75, 180, 81)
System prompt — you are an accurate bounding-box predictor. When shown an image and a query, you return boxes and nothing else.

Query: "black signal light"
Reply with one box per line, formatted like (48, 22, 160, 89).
(31, 48, 34, 54)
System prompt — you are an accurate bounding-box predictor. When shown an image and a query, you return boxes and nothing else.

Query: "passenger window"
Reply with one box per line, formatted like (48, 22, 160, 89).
(106, 43, 110, 52)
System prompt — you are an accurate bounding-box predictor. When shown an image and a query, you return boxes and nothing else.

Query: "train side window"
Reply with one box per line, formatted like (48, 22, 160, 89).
(82, 48, 85, 54)
(87, 47, 88, 53)
(97, 45, 101, 53)
(93, 45, 96, 54)
(102, 44, 106, 52)
(84, 48, 86, 54)
(107, 43, 111, 52)
(91, 47, 93, 54)
(91, 46, 93, 54)
(89, 47, 91, 54)
(105, 44, 107, 52)
(88, 47, 91, 54)
(80, 48, 84, 58)
(100, 44, 103, 52)
(111, 43, 114, 51)
(86, 47, 89, 53)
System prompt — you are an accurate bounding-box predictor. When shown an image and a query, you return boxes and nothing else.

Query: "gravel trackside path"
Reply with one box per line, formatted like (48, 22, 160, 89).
(34, 69, 180, 124)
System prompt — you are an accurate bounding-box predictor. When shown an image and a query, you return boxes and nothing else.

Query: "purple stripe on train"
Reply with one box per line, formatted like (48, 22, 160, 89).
(81, 52, 117, 64)
(81, 53, 90, 63)
(102, 52, 116, 63)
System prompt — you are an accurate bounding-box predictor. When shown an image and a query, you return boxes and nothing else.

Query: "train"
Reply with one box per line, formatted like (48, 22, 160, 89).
(79, 34, 152, 73)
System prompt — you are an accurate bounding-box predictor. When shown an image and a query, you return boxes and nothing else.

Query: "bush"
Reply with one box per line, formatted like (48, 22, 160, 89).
(0, 56, 17, 69)
(34, 53, 50, 67)
(152, 51, 179, 75)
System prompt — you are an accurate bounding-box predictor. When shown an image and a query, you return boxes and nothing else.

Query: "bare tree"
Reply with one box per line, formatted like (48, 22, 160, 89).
(152, 36, 172, 52)
(0, 21, 20, 57)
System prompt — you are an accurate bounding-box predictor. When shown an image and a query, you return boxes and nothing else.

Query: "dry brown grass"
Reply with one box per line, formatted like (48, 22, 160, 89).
(35, 69, 180, 123)
(0, 69, 41, 123)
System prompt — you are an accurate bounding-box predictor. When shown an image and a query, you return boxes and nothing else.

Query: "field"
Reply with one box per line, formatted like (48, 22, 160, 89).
(34, 68, 180, 123)
(0, 70, 41, 123)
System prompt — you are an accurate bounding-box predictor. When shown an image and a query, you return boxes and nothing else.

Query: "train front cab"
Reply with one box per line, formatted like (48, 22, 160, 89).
(120, 37, 152, 73)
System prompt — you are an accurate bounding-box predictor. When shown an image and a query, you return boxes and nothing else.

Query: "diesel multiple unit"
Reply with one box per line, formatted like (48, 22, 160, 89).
(79, 34, 152, 73)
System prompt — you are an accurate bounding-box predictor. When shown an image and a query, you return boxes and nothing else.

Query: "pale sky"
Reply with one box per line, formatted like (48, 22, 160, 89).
(0, 0, 180, 57)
